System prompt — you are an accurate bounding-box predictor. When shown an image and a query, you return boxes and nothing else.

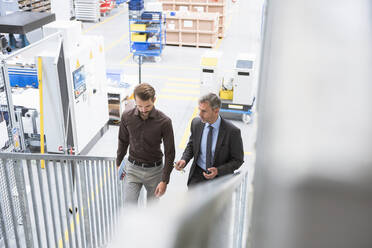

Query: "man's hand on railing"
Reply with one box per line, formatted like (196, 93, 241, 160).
(203, 167, 218, 180)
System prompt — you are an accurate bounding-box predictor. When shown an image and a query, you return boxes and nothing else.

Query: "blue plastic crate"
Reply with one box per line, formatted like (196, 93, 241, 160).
(132, 42, 149, 51)
(128, 0, 144, 10)
(8, 68, 38, 88)
(141, 11, 161, 20)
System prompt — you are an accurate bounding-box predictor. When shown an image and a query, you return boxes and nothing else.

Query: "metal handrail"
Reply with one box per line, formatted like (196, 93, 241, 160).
(0, 152, 115, 161)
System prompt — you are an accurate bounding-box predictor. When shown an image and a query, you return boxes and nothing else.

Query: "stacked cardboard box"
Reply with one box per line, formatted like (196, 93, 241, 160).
(159, 0, 226, 38)
(166, 11, 219, 47)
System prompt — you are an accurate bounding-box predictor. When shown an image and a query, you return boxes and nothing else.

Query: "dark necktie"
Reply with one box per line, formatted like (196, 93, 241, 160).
(206, 125, 213, 169)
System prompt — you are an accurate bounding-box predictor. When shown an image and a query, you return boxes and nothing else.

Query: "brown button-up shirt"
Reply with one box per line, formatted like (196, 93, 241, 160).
(116, 106, 175, 183)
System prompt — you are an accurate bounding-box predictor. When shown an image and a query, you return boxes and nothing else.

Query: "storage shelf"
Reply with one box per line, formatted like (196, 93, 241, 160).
(130, 29, 161, 33)
(161, 0, 227, 37)
(165, 12, 218, 47)
(129, 11, 166, 56)
(18, 0, 51, 12)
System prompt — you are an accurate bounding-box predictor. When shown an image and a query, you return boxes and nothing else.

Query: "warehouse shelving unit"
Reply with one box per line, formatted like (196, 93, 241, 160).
(129, 11, 166, 83)
(165, 11, 218, 47)
(18, 0, 51, 12)
(129, 11, 166, 57)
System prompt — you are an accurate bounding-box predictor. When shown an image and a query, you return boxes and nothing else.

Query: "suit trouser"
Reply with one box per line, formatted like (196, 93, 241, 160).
(123, 159, 163, 207)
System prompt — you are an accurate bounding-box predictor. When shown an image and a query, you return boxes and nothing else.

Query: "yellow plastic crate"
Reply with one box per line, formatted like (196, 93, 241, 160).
(131, 23, 146, 31)
(220, 89, 233, 100)
(131, 33, 147, 42)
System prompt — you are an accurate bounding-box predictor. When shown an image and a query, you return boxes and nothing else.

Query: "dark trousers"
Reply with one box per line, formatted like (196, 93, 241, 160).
(188, 165, 208, 187)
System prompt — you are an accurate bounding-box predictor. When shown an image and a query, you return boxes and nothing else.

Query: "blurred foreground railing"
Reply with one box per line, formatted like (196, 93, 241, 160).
(110, 166, 253, 248)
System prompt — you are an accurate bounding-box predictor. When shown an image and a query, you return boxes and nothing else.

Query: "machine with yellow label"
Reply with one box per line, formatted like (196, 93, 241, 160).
(200, 51, 223, 96)
(200, 52, 256, 124)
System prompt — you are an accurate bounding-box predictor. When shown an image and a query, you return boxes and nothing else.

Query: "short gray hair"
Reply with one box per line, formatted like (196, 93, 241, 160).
(199, 93, 221, 110)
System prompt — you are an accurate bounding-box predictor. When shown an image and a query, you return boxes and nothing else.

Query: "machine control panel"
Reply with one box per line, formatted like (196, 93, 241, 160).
(72, 66, 87, 99)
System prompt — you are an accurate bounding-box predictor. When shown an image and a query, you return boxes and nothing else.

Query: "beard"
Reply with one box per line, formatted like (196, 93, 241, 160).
(140, 111, 150, 119)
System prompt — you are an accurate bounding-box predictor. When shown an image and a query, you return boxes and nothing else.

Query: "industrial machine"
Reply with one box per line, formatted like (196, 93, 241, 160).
(200, 52, 256, 124)
(200, 50, 223, 96)
(5, 20, 109, 154)
(220, 53, 256, 123)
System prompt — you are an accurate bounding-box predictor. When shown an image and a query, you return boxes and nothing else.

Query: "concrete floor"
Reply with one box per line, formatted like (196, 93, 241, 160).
(86, 0, 264, 196)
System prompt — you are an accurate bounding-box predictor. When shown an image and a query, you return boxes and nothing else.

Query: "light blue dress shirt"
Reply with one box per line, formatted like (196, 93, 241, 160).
(196, 115, 221, 171)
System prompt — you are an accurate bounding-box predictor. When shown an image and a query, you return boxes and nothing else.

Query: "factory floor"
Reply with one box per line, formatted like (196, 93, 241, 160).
(86, 0, 264, 196)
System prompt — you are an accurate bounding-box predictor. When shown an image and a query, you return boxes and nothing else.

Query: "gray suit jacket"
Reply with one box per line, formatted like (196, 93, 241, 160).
(181, 116, 244, 185)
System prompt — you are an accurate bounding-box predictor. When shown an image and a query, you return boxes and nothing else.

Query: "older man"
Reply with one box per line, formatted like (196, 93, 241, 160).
(175, 93, 244, 186)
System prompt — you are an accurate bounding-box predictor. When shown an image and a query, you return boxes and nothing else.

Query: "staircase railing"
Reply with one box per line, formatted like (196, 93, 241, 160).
(0, 152, 122, 248)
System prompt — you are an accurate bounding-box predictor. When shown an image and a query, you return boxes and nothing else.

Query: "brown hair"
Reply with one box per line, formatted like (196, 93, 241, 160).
(134, 83, 156, 101)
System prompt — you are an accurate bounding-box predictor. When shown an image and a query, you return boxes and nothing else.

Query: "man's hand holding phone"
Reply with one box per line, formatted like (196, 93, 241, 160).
(203, 167, 218, 179)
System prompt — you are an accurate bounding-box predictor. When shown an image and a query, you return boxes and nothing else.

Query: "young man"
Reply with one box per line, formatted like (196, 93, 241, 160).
(116, 83, 175, 205)
(175, 93, 244, 186)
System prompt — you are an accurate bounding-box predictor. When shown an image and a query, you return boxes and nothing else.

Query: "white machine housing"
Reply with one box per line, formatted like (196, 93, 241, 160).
(43, 20, 109, 153)
(200, 51, 222, 96)
(233, 53, 255, 105)
(43, 20, 82, 55)
(7, 21, 109, 154)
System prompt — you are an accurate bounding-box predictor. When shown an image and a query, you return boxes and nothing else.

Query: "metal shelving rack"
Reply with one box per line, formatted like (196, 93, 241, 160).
(129, 11, 166, 57)
(129, 11, 166, 83)
(18, 0, 51, 12)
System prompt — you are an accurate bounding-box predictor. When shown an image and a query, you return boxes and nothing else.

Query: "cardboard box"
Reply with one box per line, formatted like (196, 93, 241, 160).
(208, 5, 225, 15)
(166, 32, 180, 43)
(181, 32, 197, 44)
(207, 0, 225, 3)
(167, 19, 179, 30)
(199, 33, 217, 44)
(182, 19, 197, 30)
(199, 18, 217, 31)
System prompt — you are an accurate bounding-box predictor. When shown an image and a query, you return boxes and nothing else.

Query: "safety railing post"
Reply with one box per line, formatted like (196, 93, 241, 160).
(91, 160, 101, 246)
(86, 160, 98, 248)
(61, 159, 74, 248)
(67, 160, 80, 248)
(53, 160, 67, 248)
(106, 161, 114, 240)
(26, 160, 42, 247)
(44, 159, 59, 248)
(75, 160, 87, 248)
(35, 159, 52, 247)
(97, 160, 105, 244)
(13, 159, 34, 248)
(111, 161, 118, 230)
(0, 160, 10, 248)
(2, 158, 21, 247)
(101, 160, 109, 241)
